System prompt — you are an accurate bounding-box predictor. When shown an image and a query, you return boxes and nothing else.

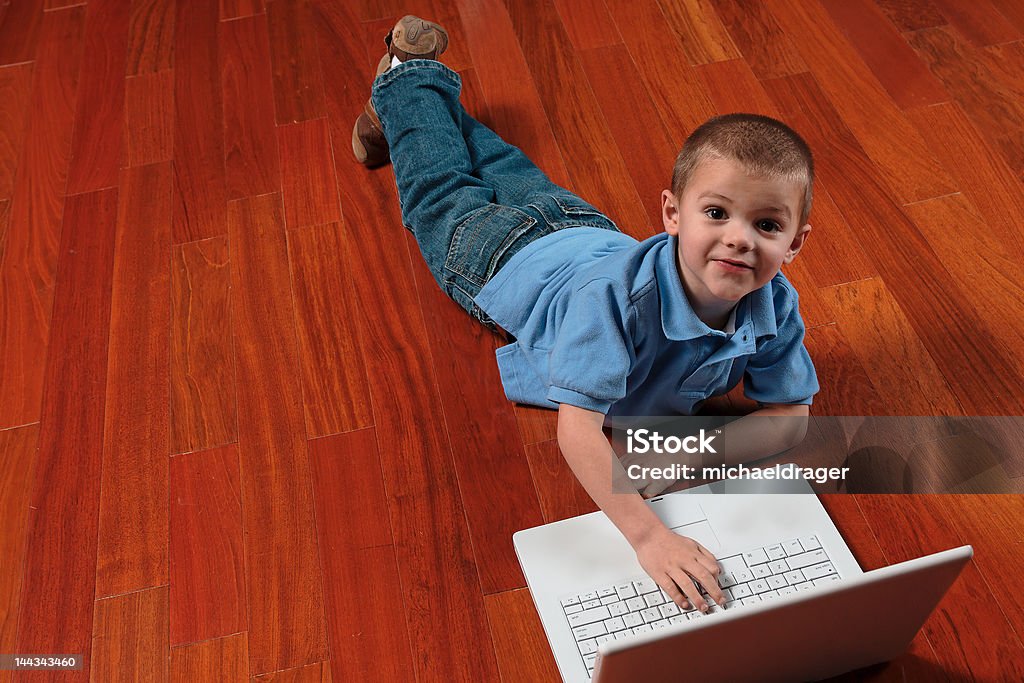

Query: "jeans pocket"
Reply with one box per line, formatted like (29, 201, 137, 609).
(444, 203, 537, 288)
(529, 193, 621, 232)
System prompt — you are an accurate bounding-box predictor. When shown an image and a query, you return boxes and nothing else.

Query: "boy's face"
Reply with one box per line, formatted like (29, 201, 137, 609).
(662, 156, 811, 323)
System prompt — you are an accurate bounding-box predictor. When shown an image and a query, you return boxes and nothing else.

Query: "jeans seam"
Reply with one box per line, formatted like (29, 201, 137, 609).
(373, 59, 461, 93)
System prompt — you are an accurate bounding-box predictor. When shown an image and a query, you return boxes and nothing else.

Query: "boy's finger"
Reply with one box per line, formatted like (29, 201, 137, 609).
(668, 568, 709, 612)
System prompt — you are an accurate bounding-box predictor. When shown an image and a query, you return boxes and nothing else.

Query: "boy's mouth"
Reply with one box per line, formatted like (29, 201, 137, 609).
(713, 258, 754, 271)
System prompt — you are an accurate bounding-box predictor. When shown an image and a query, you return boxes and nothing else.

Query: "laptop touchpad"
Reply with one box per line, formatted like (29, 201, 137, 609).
(670, 519, 721, 554)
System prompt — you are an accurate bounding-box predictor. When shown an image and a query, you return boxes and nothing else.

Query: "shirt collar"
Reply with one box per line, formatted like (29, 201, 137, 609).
(656, 234, 778, 341)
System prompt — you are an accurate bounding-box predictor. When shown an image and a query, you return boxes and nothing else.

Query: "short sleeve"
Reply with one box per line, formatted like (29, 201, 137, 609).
(546, 279, 634, 414)
(744, 280, 819, 405)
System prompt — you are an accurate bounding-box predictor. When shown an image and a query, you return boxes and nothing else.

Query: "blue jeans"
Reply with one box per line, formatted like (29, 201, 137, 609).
(371, 60, 620, 327)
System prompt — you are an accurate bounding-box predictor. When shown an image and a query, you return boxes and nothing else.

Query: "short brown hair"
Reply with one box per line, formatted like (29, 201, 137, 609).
(671, 113, 814, 225)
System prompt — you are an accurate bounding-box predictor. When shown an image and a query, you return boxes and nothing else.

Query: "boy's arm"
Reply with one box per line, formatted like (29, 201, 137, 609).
(557, 403, 726, 613)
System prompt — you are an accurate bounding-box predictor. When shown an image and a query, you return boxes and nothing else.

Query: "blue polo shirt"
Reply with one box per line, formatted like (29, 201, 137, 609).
(473, 228, 818, 416)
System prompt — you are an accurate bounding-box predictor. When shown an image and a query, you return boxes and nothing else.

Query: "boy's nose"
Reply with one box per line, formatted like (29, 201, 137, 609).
(722, 222, 755, 250)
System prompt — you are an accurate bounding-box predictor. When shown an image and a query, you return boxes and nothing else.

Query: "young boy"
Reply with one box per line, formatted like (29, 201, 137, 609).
(354, 16, 818, 616)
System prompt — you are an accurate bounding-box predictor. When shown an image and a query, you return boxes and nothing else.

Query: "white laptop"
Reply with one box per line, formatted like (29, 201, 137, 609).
(514, 476, 972, 682)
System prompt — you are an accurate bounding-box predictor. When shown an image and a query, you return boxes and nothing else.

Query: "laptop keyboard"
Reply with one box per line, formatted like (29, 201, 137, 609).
(559, 535, 839, 677)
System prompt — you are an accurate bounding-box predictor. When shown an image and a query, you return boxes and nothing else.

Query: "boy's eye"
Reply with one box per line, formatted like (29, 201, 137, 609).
(757, 219, 782, 232)
(704, 207, 726, 220)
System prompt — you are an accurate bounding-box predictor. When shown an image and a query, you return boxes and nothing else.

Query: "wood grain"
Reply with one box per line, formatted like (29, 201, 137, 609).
(872, 0, 946, 32)
(15, 188, 117, 680)
(502, 0, 648, 232)
(657, 0, 740, 65)
(0, 424, 38, 683)
(228, 192, 328, 675)
(819, 0, 947, 110)
(90, 586, 169, 682)
(514, 404, 559, 447)
(804, 325, 887, 417)
(286, 222, 373, 438)
(524, 439, 599, 524)
(277, 118, 340, 229)
(169, 444, 246, 646)
(908, 26, 1024, 180)
(0, 6, 86, 430)
(0, 62, 33, 199)
(254, 661, 332, 683)
(711, 0, 808, 80)
(170, 632, 249, 683)
(221, 12, 281, 201)
(267, 0, 326, 124)
(221, 0, 265, 22)
(579, 43, 674, 236)
(605, 0, 717, 145)
(169, 236, 237, 455)
(764, 0, 955, 204)
(123, 69, 175, 167)
(125, 0, 175, 77)
(65, 0, 129, 196)
(767, 72, 1024, 415)
(96, 162, 172, 599)
(0, 0, 42, 66)
(553, 0, 622, 51)
(484, 589, 562, 682)
(929, 0, 1022, 47)
(309, 431, 414, 682)
(173, 0, 227, 243)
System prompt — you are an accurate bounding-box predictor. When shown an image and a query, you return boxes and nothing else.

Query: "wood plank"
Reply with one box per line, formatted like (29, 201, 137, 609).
(819, 0, 948, 110)
(277, 118, 340, 229)
(170, 633, 248, 682)
(764, 0, 955, 204)
(929, 0, 1022, 47)
(0, 424, 39, 681)
(657, 0, 740, 65)
(907, 27, 1024, 180)
(453, 0, 572, 186)
(819, 278, 962, 416)
(0, 0, 42, 66)
(0, 62, 33, 199)
(90, 586, 169, 682)
(267, 0, 326, 124)
(796, 183, 876, 288)
(66, 0, 130, 195)
(857, 495, 1024, 679)
(169, 444, 246, 646)
(173, 0, 227, 242)
(286, 222, 373, 438)
(254, 661, 331, 683)
(989, 0, 1024, 34)
(169, 236, 237, 455)
(710, 0, 807, 80)
(96, 162, 172, 599)
(524, 439, 598, 524)
(221, 0, 265, 22)
(872, 0, 945, 32)
(405, 229, 544, 594)
(579, 43, 674, 235)
(15, 188, 117, 680)
(605, 0, 717, 146)
(126, 0, 175, 77)
(484, 589, 561, 683)
(220, 12, 281, 201)
(514, 404, 558, 447)
(804, 325, 887, 416)
(227, 193, 328, 675)
(902, 193, 1024, 369)
(905, 101, 1024, 263)
(123, 69, 174, 167)
(0, 6, 86, 430)
(553, 0, 622, 50)
(309, 431, 414, 682)
(503, 0, 649, 233)
(767, 72, 1024, 415)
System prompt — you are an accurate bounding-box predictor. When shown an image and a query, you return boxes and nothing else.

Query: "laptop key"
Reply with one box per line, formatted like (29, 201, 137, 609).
(767, 575, 787, 590)
(768, 559, 790, 574)
(568, 606, 611, 628)
(731, 583, 752, 599)
(600, 594, 618, 606)
(733, 569, 753, 583)
(766, 544, 787, 561)
(778, 586, 797, 596)
(565, 603, 583, 615)
(625, 596, 646, 612)
(596, 634, 615, 646)
(604, 616, 626, 633)
(640, 607, 662, 623)
(578, 638, 598, 655)
(718, 555, 748, 574)
(581, 591, 599, 602)
(644, 592, 665, 608)
(660, 602, 681, 619)
(561, 596, 581, 608)
(752, 564, 772, 579)
(784, 569, 805, 585)
(800, 535, 821, 551)
(583, 653, 598, 667)
(573, 623, 607, 640)
(669, 615, 687, 625)
(719, 572, 737, 588)
(802, 562, 836, 581)
(650, 619, 670, 629)
(581, 599, 601, 610)
(787, 549, 828, 570)
(743, 548, 770, 565)
(813, 575, 841, 587)
(615, 583, 637, 600)
(750, 579, 770, 594)
(634, 578, 658, 594)
(598, 587, 616, 598)
(622, 612, 643, 628)
(607, 601, 628, 617)
(795, 581, 814, 592)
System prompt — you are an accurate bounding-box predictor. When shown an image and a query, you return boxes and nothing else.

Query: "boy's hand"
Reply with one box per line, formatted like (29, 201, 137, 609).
(635, 526, 725, 613)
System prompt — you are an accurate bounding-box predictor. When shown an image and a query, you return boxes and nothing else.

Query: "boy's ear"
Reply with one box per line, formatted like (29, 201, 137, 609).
(662, 190, 681, 235)
(783, 223, 812, 264)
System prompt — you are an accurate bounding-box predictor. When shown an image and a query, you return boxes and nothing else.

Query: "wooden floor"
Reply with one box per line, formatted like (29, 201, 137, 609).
(1, 0, 1024, 680)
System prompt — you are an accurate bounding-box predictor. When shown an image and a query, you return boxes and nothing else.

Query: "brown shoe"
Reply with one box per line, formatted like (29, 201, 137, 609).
(352, 54, 392, 167)
(352, 16, 450, 167)
(386, 15, 449, 62)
